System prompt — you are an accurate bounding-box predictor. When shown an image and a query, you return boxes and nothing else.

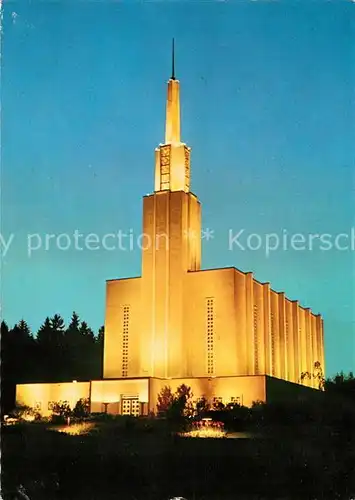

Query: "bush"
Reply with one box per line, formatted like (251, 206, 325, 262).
(11, 403, 40, 422)
(156, 384, 194, 426)
(195, 396, 210, 417)
(50, 401, 72, 424)
(72, 398, 90, 419)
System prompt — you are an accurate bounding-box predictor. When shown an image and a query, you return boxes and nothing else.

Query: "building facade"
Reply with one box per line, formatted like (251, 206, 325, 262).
(16, 62, 325, 417)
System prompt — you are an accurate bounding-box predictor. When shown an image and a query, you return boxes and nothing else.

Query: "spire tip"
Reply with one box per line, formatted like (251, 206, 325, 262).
(171, 38, 176, 80)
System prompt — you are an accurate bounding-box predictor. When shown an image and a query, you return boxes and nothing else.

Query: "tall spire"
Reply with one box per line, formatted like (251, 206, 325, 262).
(155, 40, 191, 193)
(171, 38, 176, 80)
(165, 39, 180, 144)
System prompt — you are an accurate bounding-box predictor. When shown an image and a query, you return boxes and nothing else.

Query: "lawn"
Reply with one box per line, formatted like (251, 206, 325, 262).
(2, 417, 354, 500)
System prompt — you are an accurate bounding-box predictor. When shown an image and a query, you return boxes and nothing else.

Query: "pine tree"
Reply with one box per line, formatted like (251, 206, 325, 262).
(8, 320, 36, 386)
(1, 320, 9, 336)
(13, 319, 32, 339)
(65, 312, 83, 380)
(1, 321, 13, 414)
(37, 317, 52, 343)
(67, 311, 80, 333)
(36, 317, 56, 381)
(95, 326, 105, 378)
(97, 325, 104, 345)
(79, 321, 95, 341)
(51, 314, 65, 332)
(79, 321, 96, 379)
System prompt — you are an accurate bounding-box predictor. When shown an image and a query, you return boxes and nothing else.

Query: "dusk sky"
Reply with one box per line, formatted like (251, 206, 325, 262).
(2, 1, 354, 376)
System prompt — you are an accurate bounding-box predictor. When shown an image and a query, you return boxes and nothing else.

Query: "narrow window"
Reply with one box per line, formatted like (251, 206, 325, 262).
(253, 304, 259, 373)
(206, 297, 215, 375)
(271, 311, 275, 374)
(122, 305, 130, 377)
(285, 318, 289, 358)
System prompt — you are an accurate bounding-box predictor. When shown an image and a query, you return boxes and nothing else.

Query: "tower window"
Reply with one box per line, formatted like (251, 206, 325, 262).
(160, 173, 170, 191)
(271, 311, 275, 374)
(285, 317, 289, 379)
(160, 145, 171, 190)
(285, 319, 289, 351)
(122, 305, 130, 377)
(206, 297, 215, 375)
(253, 304, 258, 373)
(161, 173, 169, 183)
(161, 163, 169, 174)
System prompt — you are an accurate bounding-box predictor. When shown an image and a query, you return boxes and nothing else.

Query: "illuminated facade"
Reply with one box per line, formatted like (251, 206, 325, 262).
(16, 56, 325, 417)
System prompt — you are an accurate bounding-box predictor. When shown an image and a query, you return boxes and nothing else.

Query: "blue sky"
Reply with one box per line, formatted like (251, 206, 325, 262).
(2, 1, 354, 376)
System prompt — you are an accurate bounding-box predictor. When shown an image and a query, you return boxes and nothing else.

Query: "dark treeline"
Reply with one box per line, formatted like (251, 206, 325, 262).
(1, 312, 104, 414)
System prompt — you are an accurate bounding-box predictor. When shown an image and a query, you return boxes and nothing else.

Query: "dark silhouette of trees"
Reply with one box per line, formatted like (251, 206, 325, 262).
(97, 325, 104, 375)
(325, 371, 355, 399)
(64, 311, 85, 380)
(156, 384, 194, 423)
(51, 314, 65, 332)
(1, 313, 104, 413)
(196, 396, 210, 416)
(37, 315, 66, 382)
(156, 386, 174, 416)
(1, 320, 39, 415)
(174, 383, 194, 417)
(1, 320, 16, 416)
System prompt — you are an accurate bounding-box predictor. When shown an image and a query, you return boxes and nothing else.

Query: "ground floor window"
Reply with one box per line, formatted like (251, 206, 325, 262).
(212, 397, 224, 409)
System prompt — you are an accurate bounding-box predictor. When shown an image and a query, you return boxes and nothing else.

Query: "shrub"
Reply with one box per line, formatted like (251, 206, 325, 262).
(156, 384, 194, 421)
(11, 403, 40, 422)
(51, 401, 72, 424)
(195, 396, 210, 417)
(156, 386, 174, 416)
(72, 398, 90, 419)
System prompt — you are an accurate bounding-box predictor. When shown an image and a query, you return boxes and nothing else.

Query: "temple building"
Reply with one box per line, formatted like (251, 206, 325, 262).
(16, 50, 325, 417)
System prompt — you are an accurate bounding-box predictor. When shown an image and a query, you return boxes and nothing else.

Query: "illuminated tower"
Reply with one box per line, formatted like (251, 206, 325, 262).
(154, 39, 190, 193)
(141, 40, 201, 378)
